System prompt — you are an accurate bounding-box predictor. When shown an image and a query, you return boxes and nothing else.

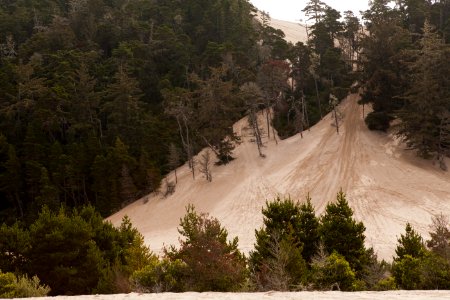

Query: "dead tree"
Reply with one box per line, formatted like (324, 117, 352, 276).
(168, 143, 181, 184)
(198, 150, 212, 182)
(240, 82, 266, 158)
(329, 93, 341, 134)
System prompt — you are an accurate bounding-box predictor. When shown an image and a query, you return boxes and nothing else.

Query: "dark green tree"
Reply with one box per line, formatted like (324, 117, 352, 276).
(397, 21, 450, 162)
(298, 195, 320, 264)
(249, 197, 309, 289)
(319, 190, 367, 275)
(394, 222, 426, 261)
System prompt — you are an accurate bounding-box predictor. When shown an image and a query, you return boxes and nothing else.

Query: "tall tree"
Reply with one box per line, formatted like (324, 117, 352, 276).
(397, 20, 450, 163)
(319, 190, 367, 275)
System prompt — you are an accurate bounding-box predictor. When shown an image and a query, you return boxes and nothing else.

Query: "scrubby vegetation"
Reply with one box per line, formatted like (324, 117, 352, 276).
(1, 192, 450, 295)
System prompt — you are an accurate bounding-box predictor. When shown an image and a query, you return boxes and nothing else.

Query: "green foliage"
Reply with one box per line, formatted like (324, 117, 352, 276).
(394, 223, 426, 261)
(373, 276, 397, 291)
(131, 258, 187, 292)
(311, 252, 357, 291)
(396, 21, 450, 159)
(0, 0, 262, 222)
(392, 254, 422, 289)
(0, 223, 29, 273)
(27, 206, 106, 295)
(364, 111, 392, 132)
(0, 271, 50, 298)
(319, 190, 367, 275)
(164, 205, 247, 292)
(250, 196, 319, 290)
(0, 205, 151, 295)
(298, 195, 320, 264)
(392, 221, 450, 290)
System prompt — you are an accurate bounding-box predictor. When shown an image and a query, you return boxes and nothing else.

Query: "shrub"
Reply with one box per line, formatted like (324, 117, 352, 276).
(164, 205, 247, 292)
(373, 276, 397, 291)
(312, 252, 357, 291)
(0, 271, 50, 298)
(364, 111, 392, 131)
(392, 254, 422, 289)
(131, 259, 186, 292)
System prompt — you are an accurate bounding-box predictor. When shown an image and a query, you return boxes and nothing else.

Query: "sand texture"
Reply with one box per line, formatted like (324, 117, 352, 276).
(108, 94, 450, 261)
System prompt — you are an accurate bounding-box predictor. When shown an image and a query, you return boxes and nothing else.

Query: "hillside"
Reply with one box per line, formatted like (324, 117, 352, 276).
(109, 94, 450, 261)
(265, 17, 308, 43)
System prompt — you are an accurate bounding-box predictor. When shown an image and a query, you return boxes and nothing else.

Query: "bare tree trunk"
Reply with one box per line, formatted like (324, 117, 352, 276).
(199, 150, 212, 182)
(249, 110, 264, 157)
(334, 107, 339, 134)
(314, 77, 322, 119)
(269, 109, 278, 145)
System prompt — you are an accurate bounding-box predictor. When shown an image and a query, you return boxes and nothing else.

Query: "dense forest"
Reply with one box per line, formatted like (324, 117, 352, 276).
(0, 0, 285, 221)
(1, 0, 450, 296)
(0, 0, 357, 222)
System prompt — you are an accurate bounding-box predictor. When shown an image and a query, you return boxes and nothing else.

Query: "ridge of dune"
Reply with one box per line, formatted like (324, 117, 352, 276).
(255, 11, 308, 44)
(267, 17, 308, 44)
(108, 94, 450, 261)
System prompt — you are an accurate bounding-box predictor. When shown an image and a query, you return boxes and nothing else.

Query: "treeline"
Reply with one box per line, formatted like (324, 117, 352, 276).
(2, 191, 449, 296)
(0, 0, 360, 222)
(0, 0, 292, 221)
(359, 0, 450, 167)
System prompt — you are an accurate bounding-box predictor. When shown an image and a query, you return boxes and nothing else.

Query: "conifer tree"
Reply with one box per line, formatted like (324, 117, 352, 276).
(394, 222, 426, 261)
(298, 195, 320, 264)
(250, 197, 308, 289)
(319, 190, 367, 274)
(165, 205, 246, 292)
(397, 20, 450, 162)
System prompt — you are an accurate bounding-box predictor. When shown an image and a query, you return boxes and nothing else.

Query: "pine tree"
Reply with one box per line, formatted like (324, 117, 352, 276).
(298, 195, 320, 264)
(249, 197, 308, 289)
(397, 20, 450, 162)
(164, 205, 247, 292)
(394, 222, 426, 261)
(319, 190, 367, 275)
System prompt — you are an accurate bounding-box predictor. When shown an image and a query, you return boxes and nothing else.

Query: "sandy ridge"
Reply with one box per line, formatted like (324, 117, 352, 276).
(109, 94, 450, 261)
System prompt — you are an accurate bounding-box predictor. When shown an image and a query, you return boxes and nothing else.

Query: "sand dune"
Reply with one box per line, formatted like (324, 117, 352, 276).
(267, 17, 308, 44)
(255, 12, 308, 44)
(109, 94, 450, 261)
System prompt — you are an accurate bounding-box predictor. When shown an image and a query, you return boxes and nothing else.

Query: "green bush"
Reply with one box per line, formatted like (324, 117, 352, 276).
(312, 252, 357, 291)
(364, 111, 392, 131)
(131, 258, 186, 292)
(373, 276, 397, 291)
(392, 254, 422, 289)
(0, 271, 50, 298)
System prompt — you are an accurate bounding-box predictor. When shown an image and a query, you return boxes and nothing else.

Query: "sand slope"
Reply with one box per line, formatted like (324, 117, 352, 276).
(109, 94, 450, 261)
(266, 17, 308, 44)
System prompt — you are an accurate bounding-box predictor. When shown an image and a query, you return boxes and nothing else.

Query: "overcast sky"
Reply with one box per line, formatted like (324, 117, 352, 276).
(249, 0, 370, 23)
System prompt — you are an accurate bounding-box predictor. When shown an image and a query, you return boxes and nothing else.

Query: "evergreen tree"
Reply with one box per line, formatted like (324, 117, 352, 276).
(397, 20, 450, 162)
(298, 195, 320, 264)
(319, 190, 367, 275)
(164, 205, 247, 292)
(249, 197, 308, 289)
(394, 222, 426, 261)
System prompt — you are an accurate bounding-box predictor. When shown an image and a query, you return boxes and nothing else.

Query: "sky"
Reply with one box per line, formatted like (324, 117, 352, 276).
(249, 0, 370, 23)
